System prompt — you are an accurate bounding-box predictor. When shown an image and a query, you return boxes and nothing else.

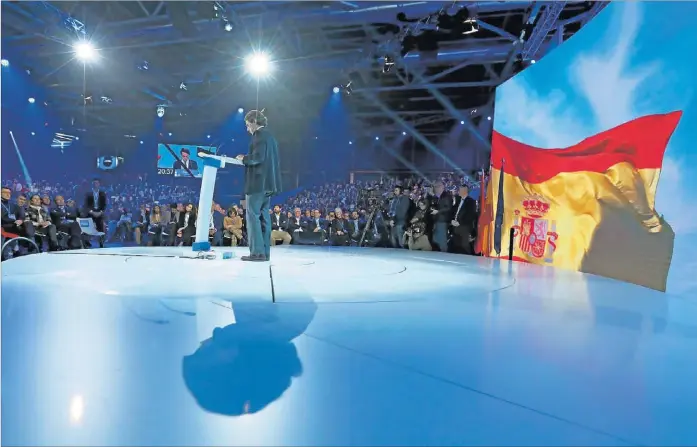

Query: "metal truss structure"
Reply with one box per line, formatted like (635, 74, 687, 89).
(1, 1, 606, 155)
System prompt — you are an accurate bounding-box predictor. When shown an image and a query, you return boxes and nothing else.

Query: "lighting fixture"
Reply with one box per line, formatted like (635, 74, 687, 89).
(238, 107, 244, 113)
(207, 135, 211, 139)
(375, 136, 379, 140)
(157, 105, 165, 118)
(460, 121, 465, 124)
(168, 132, 172, 136)
(245, 52, 270, 77)
(74, 41, 96, 61)
(0, 59, 8, 67)
(462, 18, 479, 35)
(180, 82, 187, 91)
(224, 22, 233, 32)
(28, 97, 35, 103)
(487, 116, 492, 121)
(100, 96, 112, 103)
(382, 55, 395, 74)
(402, 131, 406, 136)
(333, 86, 340, 94)
(31, 132, 36, 135)
(140, 141, 144, 144)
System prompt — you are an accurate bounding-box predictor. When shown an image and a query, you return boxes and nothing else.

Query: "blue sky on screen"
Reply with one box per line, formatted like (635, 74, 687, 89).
(494, 2, 697, 295)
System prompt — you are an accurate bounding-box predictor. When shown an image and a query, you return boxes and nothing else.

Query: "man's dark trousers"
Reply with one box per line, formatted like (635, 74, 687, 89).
(246, 192, 272, 259)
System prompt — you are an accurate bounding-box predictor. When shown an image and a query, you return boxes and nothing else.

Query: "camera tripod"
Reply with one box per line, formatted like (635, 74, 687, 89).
(358, 206, 381, 247)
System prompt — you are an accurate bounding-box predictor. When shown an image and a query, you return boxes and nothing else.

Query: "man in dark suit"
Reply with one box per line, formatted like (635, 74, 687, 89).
(1, 186, 35, 240)
(429, 181, 453, 252)
(450, 185, 478, 254)
(235, 110, 282, 262)
(82, 178, 107, 248)
(173, 148, 199, 171)
(387, 185, 411, 248)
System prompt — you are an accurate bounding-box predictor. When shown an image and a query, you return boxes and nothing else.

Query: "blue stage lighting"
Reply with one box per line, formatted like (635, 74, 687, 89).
(1, 59, 8, 67)
(28, 97, 35, 104)
(333, 86, 340, 94)
(238, 107, 244, 114)
(168, 132, 172, 136)
(31, 132, 35, 136)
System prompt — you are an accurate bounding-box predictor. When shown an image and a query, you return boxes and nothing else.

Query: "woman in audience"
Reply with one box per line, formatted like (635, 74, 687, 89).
(147, 205, 164, 246)
(223, 207, 243, 246)
(177, 203, 197, 246)
(405, 199, 431, 251)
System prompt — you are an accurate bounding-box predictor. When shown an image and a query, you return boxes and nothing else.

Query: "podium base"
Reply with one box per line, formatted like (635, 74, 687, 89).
(192, 241, 211, 252)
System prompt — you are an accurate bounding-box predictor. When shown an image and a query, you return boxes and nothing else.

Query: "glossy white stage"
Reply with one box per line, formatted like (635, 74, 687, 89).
(2, 246, 696, 446)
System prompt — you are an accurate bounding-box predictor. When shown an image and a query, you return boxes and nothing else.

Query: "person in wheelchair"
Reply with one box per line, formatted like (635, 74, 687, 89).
(50, 195, 82, 249)
(25, 194, 59, 252)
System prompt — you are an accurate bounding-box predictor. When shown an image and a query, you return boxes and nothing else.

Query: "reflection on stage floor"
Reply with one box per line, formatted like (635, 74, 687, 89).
(2, 246, 696, 446)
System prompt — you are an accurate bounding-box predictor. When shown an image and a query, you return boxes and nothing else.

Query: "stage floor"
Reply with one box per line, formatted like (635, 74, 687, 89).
(1, 246, 696, 446)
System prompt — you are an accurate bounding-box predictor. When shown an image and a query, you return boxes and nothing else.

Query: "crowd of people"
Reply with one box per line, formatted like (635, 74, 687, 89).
(2, 171, 482, 258)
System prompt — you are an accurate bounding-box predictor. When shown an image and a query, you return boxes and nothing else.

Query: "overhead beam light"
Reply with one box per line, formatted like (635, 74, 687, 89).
(74, 41, 96, 62)
(382, 55, 395, 74)
(0, 59, 8, 67)
(333, 86, 340, 94)
(245, 52, 270, 77)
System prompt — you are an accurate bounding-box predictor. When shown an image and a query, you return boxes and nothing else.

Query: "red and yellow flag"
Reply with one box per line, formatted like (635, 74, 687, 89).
(482, 112, 682, 291)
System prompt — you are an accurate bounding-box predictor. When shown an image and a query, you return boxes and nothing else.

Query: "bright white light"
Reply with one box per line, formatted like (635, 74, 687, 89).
(69, 395, 84, 424)
(530, 59, 536, 64)
(245, 52, 270, 77)
(333, 86, 340, 94)
(238, 107, 244, 114)
(75, 136, 79, 140)
(402, 131, 406, 136)
(157, 106, 165, 118)
(224, 23, 233, 32)
(207, 135, 211, 139)
(168, 132, 172, 136)
(460, 120, 465, 124)
(0, 59, 8, 67)
(74, 42, 96, 62)
(349, 141, 352, 145)
(140, 140, 144, 144)
(31, 132, 35, 135)
(487, 116, 492, 121)
(375, 136, 379, 140)
(28, 97, 35, 103)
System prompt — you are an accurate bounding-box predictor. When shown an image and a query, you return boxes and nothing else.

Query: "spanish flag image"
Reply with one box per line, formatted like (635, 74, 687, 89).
(478, 112, 682, 291)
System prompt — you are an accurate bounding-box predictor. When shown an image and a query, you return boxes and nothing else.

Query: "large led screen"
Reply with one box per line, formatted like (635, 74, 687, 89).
(487, 2, 696, 293)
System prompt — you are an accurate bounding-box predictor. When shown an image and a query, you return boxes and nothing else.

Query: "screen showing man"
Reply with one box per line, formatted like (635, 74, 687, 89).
(157, 144, 213, 178)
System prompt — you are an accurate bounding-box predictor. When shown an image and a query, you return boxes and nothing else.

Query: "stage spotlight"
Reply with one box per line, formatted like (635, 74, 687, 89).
(245, 52, 270, 77)
(402, 131, 407, 136)
(530, 59, 536, 64)
(333, 86, 340, 94)
(375, 136, 379, 140)
(382, 55, 395, 74)
(460, 120, 465, 124)
(75, 137, 79, 141)
(74, 41, 96, 61)
(463, 18, 479, 35)
(180, 82, 187, 90)
(224, 22, 233, 32)
(140, 140, 144, 144)
(314, 136, 318, 140)
(238, 107, 244, 113)
(168, 132, 173, 136)
(487, 116, 492, 121)
(207, 135, 211, 139)
(157, 105, 165, 118)
(342, 81, 353, 95)
(31, 132, 35, 136)
(349, 141, 353, 145)
(28, 97, 35, 103)
(1, 59, 8, 67)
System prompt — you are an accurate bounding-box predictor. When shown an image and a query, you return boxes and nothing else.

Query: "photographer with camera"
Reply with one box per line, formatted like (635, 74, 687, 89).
(405, 199, 432, 251)
(386, 185, 411, 248)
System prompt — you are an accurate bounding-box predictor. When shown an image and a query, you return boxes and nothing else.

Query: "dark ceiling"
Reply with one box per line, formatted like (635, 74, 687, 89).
(1, 1, 606, 148)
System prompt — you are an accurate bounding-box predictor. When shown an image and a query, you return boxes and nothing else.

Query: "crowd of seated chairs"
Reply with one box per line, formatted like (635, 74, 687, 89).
(2, 171, 482, 259)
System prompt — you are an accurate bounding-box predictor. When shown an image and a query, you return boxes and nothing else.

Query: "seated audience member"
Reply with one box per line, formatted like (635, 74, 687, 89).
(26, 194, 59, 251)
(82, 178, 107, 248)
(134, 204, 150, 245)
(177, 203, 197, 246)
(113, 208, 134, 243)
(167, 203, 182, 246)
(450, 184, 477, 254)
(209, 202, 226, 246)
(347, 210, 364, 244)
(286, 208, 306, 244)
(330, 208, 349, 246)
(147, 205, 164, 246)
(305, 209, 326, 245)
(16, 194, 27, 213)
(270, 205, 292, 245)
(50, 195, 82, 249)
(223, 207, 243, 246)
(1, 186, 35, 242)
(41, 194, 52, 214)
(405, 199, 431, 251)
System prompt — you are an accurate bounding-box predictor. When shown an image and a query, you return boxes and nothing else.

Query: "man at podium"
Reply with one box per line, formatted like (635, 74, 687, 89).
(173, 147, 199, 171)
(235, 110, 282, 262)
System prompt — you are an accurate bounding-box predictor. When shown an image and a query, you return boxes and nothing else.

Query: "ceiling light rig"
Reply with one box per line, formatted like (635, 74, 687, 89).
(100, 96, 112, 103)
(179, 82, 187, 91)
(382, 55, 395, 74)
(157, 105, 166, 118)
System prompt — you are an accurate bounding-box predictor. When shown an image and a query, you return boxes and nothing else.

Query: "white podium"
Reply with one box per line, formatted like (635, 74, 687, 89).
(192, 151, 242, 252)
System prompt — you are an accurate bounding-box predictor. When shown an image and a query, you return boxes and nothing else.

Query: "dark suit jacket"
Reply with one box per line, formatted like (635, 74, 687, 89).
(286, 216, 305, 232)
(1, 200, 25, 225)
(431, 191, 454, 224)
(453, 196, 477, 227)
(50, 206, 79, 225)
(270, 213, 287, 231)
(174, 159, 199, 171)
(388, 195, 411, 224)
(242, 128, 282, 196)
(307, 218, 325, 232)
(83, 190, 107, 214)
